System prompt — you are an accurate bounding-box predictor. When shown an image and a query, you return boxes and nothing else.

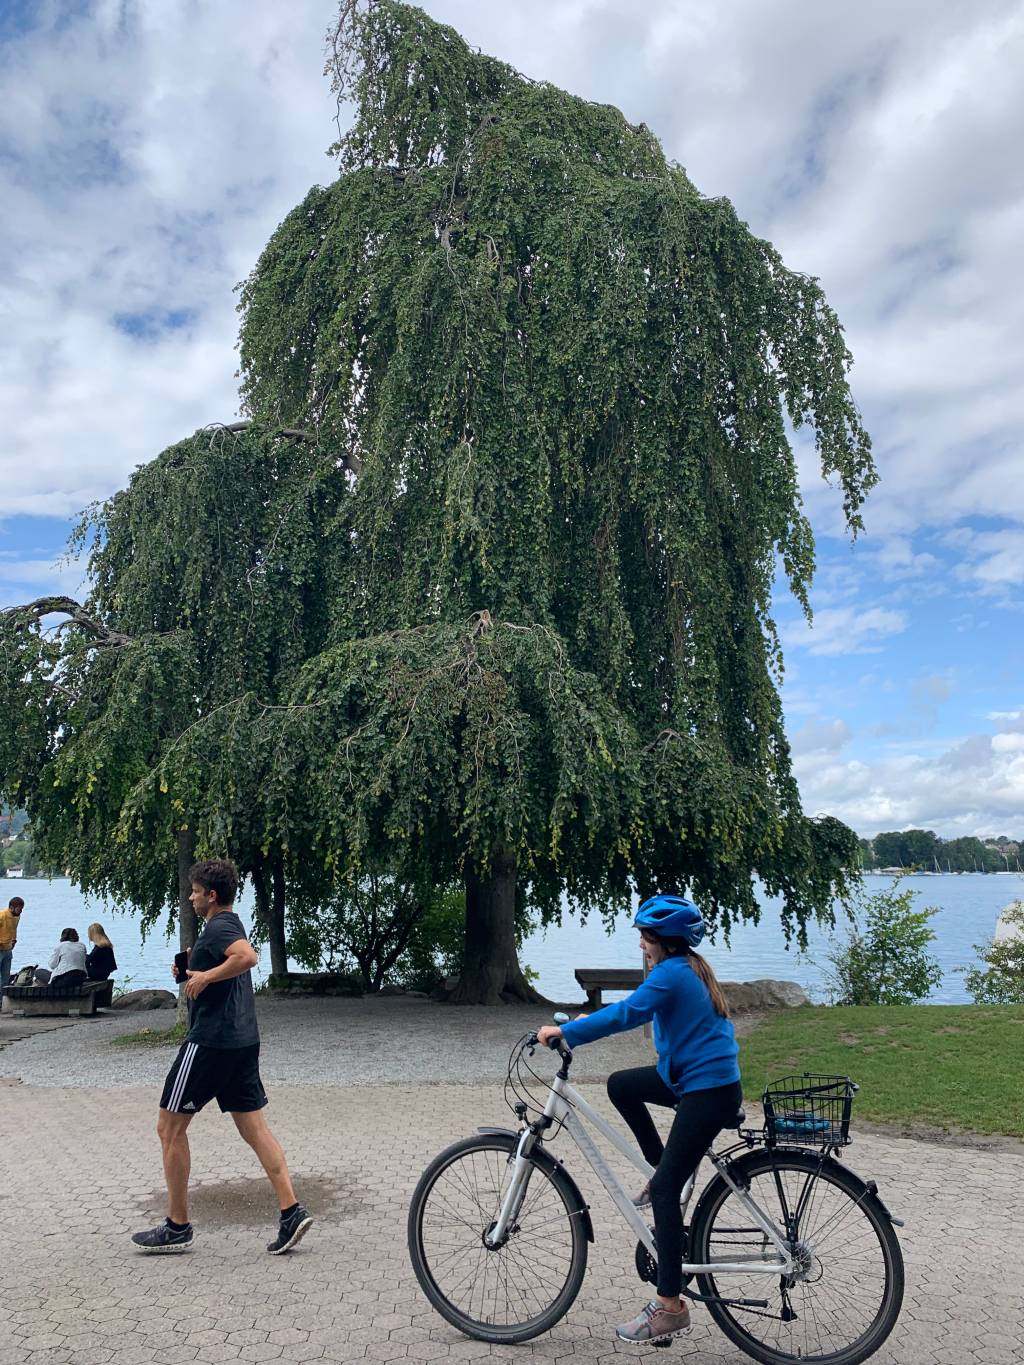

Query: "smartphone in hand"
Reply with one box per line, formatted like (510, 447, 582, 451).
(174, 950, 190, 982)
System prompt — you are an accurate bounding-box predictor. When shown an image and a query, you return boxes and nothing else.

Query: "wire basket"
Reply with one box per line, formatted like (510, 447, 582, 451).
(762, 1073, 857, 1148)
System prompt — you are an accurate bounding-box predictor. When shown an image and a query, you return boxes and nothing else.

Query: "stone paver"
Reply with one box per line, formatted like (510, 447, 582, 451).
(2, 1062, 1023, 1365)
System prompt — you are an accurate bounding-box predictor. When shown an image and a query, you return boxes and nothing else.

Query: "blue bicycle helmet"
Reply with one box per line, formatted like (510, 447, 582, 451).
(634, 894, 705, 947)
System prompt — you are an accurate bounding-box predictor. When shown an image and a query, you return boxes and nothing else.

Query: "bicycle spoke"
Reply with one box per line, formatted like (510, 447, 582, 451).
(414, 1142, 579, 1331)
(699, 1158, 900, 1363)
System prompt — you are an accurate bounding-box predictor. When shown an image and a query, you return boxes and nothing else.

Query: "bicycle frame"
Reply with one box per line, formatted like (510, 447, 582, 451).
(488, 1068, 796, 1278)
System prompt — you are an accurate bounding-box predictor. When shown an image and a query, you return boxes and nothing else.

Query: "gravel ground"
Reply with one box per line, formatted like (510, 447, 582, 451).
(0, 994, 687, 1089)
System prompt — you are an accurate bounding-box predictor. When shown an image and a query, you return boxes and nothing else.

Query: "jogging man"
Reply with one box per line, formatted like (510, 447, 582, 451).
(131, 858, 311, 1255)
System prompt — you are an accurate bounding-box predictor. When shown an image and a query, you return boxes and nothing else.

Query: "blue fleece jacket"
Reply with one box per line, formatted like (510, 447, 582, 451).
(559, 956, 740, 1096)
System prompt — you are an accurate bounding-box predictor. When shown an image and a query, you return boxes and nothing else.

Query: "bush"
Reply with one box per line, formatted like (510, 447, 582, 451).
(822, 880, 941, 1005)
(287, 876, 464, 993)
(393, 889, 465, 991)
(965, 901, 1024, 1004)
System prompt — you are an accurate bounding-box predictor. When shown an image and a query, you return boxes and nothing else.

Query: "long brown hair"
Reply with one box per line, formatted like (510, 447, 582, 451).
(88, 922, 113, 948)
(642, 930, 730, 1018)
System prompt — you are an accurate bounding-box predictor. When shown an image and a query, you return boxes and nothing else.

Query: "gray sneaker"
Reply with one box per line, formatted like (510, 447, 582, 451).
(632, 1181, 652, 1208)
(615, 1299, 691, 1343)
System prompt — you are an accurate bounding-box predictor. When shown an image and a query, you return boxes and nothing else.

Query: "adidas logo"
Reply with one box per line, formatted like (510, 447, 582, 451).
(181, 1101, 197, 1111)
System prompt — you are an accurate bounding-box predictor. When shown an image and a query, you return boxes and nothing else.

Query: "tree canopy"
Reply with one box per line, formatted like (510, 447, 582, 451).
(0, 424, 347, 957)
(1, 0, 877, 1002)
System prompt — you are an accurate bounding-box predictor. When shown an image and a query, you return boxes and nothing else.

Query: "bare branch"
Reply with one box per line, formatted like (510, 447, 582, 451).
(215, 419, 362, 476)
(1, 597, 131, 648)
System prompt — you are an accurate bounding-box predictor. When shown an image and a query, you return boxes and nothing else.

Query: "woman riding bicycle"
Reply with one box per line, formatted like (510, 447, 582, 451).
(537, 893, 741, 1345)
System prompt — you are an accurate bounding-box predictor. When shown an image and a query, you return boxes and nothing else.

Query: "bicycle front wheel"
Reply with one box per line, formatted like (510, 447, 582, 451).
(407, 1132, 589, 1343)
(691, 1148, 904, 1365)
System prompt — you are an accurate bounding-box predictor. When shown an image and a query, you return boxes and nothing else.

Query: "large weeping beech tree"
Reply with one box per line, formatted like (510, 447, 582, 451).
(230, 0, 876, 1003)
(1, 0, 876, 1005)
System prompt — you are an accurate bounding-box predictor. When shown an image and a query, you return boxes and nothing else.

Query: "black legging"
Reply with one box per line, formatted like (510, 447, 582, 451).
(607, 1067, 743, 1297)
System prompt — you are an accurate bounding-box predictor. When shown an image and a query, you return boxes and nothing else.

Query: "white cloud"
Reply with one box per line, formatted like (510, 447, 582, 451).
(783, 605, 907, 656)
(0, 1, 337, 518)
(954, 528, 1024, 593)
(0, 554, 88, 601)
(790, 718, 852, 756)
(796, 712, 1024, 836)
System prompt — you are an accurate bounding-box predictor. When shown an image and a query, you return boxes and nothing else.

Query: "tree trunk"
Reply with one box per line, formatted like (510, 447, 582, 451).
(253, 856, 289, 979)
(176, 828, 197, 1026)
(449, 845, 548, 1006)
(269, 857, 288, 977)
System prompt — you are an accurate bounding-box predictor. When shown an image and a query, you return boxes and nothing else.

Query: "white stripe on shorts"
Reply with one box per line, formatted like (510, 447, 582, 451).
(168, 1042, 199, 1112)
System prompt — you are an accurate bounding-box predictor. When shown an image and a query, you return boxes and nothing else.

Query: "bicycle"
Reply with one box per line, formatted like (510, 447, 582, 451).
(408, 1027, 905, 1364)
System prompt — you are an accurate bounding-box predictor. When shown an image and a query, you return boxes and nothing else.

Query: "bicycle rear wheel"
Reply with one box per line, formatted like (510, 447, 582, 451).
(407, 1132, 589, 1343)
(691, 1148, 904, 1365)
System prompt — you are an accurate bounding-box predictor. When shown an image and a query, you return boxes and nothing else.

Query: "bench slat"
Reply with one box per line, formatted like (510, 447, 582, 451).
(574, 969, 642, 988)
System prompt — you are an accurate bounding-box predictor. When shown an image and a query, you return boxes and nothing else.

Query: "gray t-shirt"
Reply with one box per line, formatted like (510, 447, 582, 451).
(185, 910, 259, 1049)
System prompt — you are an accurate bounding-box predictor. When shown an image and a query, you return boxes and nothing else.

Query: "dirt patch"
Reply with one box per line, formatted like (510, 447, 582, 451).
(855, 1117, 1024, 1156)
(730, 1010, 767, 1037)
(837, 1032, 861, 1045)
(136, 1172, 369, 1227)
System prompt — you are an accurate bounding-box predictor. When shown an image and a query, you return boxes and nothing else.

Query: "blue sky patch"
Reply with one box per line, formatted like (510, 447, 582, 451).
(113, 308, 198, 340)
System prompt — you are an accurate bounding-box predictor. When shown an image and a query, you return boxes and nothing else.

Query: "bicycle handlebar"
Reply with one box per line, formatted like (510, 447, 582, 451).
(525, 1031, 573, 1065)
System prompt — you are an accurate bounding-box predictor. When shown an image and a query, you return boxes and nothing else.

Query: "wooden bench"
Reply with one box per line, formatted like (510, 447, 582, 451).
(1, 979, 109, 1017)
(574, 967, 643, 1010)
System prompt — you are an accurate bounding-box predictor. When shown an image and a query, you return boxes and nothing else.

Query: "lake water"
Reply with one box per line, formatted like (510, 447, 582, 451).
(3, 873, 1020, 1004)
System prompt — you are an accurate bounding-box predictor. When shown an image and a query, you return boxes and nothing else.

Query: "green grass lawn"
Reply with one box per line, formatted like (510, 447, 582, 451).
(739, 1004, 1024, 1138)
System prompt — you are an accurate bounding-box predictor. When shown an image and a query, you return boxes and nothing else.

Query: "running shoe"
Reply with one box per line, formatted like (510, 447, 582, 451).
(632, 1180, 652, 1208)
(268, 1204, 313, 1254)
(131, 1221, 194, 1254)
(615, 1299, 691, 1343)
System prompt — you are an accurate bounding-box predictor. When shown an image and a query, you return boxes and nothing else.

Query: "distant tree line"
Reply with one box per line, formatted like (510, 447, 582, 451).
(857, 829, 1022, 874)
(0, 826, 59, 878)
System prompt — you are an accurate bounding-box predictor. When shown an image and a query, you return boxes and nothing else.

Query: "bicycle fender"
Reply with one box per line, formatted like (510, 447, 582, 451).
(476, 1128, 595, 1242)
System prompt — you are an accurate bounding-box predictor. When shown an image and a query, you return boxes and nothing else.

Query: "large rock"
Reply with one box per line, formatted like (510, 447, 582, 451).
(110, 988, 177, 1012)
(721, 979, 809, 1013)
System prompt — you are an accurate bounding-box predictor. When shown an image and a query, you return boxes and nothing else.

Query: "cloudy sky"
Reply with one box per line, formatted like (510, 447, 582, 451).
(2, 0, 1023, 839)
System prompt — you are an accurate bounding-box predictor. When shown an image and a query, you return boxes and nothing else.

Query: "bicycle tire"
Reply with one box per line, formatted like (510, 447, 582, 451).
(407, 1132, 589, 1343)
(690, 1148, 904, 1365)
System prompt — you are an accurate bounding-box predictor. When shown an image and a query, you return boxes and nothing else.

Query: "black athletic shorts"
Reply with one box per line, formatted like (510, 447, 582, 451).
(159, 1041, 267, 1115)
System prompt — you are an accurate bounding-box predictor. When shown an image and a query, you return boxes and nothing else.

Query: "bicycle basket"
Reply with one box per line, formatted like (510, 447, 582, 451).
(762, 1073, 856, 1147)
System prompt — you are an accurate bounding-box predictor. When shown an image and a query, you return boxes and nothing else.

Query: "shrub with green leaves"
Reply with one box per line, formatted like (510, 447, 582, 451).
(287, 875, 467, 993)
(965, 902, 1024, 1004)
(823, 880, 941, 1006)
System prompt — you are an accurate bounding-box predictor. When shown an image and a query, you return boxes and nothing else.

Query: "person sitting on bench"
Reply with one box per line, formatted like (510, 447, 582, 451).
(49, 927, 88, 988)
(86, 922, 118, 981)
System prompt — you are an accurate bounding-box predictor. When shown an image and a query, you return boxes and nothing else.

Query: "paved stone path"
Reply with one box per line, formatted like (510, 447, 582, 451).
(0, 998, 667, 1089)
(2, 1065, 1023, 1365)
